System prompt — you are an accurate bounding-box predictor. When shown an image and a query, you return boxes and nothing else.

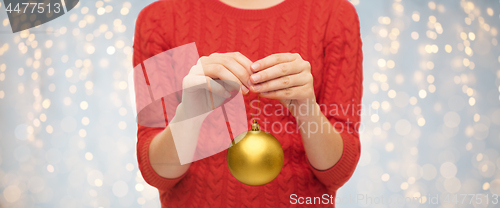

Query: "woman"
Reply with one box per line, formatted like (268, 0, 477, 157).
(133, 0, 362, 207)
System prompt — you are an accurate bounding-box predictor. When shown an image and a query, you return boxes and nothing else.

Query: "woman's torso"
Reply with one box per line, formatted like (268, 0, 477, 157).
(154, 0, 339, 206)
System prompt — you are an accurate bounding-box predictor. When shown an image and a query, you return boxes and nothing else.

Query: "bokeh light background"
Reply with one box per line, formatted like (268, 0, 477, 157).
(0, 0, 500, 207)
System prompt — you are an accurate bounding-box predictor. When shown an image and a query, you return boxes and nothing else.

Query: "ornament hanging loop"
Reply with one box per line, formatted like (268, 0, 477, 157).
(251, 120, 260, 131)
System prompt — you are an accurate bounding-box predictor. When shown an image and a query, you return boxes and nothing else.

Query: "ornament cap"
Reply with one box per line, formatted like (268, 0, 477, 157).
(251, 120, 260, 131)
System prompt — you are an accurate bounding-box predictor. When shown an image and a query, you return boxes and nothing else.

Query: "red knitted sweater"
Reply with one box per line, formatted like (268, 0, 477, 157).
(133, 0, 363, 207)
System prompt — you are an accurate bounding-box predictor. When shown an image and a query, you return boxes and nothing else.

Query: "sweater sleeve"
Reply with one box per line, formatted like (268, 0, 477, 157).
(133, 0, 188, 191)
(308, 0, 363, 190)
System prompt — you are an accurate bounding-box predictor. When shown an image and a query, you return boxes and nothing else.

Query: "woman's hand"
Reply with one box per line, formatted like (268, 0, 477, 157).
(198, 52, 253, 94)
(179, 52, 252, 120)
(247, 53, 342, 172)
(247, 53, 315, 118)
(158, 52, 254, 171)
(186, 52, 252, 95)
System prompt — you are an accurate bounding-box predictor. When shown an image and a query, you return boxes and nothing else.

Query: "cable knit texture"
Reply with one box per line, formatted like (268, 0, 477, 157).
(133, 0, 363, 207)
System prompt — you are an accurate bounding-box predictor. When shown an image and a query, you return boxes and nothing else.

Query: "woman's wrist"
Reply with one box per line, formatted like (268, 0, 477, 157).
(291, 98, 321, 123)
(171, 102, 210, 125)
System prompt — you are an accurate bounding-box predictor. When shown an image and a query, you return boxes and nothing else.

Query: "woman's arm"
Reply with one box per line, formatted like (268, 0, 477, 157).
(247, 54, 344, 171)
(134, 0, 254, 187)
(148, 123, 192, 179)
(146, 51, 254, 179)
(294, 102, 344, 170)
(247, 0, 362, 188)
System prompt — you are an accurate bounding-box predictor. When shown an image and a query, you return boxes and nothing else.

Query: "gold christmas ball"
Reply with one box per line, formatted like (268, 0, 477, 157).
(227, 120, 284, 186)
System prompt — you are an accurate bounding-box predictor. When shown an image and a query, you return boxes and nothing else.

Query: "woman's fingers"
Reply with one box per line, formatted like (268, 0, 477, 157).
(249, 72, 309, 93)
(250, 53, 299, 72)
(203, 63, 245, 92)
(183, 75, 230, 98)
(248, 61, 302, 85)
(227, 52, 253, 74)
(206, 78, 232, 98)
(258, 85, 311, 100)
(210, 54, 250, 84)
(201, 54, 251, 94)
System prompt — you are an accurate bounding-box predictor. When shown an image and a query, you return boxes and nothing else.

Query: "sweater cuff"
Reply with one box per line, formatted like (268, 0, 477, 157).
(138, 128, 189, 191)
(307, 131, 360, 189)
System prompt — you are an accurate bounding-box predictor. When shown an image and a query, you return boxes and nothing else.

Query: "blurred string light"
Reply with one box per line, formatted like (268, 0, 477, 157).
(0, 0, 499, 207)
(353, 0, 500, 206)
(0, 0, 158, 207)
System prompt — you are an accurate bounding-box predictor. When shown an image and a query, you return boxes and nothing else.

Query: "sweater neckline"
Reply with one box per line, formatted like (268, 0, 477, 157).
(204, 0, 301, 20)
